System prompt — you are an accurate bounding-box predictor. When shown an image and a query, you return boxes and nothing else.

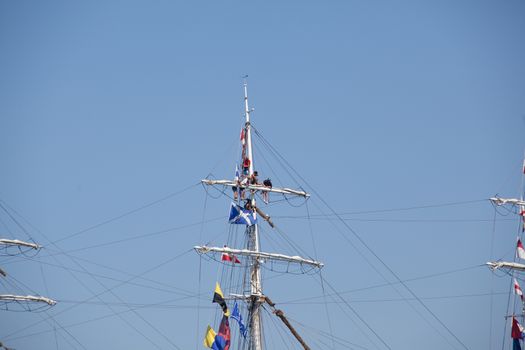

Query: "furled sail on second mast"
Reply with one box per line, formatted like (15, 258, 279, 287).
(487, 157, 525, 350)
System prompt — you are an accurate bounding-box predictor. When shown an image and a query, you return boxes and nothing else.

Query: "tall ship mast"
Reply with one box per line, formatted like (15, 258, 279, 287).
(487, 158, 525, 349)
(196, 81, 323, 350)
(0, 205, 56, 311)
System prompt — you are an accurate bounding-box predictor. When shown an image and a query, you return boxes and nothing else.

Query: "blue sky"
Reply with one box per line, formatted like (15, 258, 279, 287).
(1, 1, 524, 349)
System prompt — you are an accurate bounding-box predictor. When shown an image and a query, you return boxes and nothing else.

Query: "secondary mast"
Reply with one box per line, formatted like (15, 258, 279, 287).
(486, 155, 525, 350)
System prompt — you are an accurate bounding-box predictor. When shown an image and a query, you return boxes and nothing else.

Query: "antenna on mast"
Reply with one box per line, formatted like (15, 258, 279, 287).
(243, 77, 254, 176)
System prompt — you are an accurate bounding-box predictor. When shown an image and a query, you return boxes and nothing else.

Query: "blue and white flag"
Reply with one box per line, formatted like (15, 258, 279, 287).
(228, 202, 257, 226)
(234, 165, 240, 182)
(231, 301, 247, 339)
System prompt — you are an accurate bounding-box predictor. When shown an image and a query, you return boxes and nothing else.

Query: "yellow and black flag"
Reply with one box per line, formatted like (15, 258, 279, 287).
(212, 282, 230, 316)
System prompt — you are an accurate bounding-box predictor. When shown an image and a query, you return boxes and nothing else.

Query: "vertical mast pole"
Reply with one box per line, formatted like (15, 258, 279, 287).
(521, 151, 525, 202)
(244, 80, 254, 176)
(243, 79, 263, 350)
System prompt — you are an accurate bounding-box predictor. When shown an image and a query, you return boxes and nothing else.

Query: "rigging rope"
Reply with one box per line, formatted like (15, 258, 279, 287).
(196, 189, 208, 350)
(308, 201, 336, 350)
(0, 202, 38, 247)
(25, 216, 224, 258)
(489, 205, 497, 350)
(50, 182, 200, 244)
(286, 315, 373, 350)
(3, 248, 193, 344)
(250, 128, 471, 349)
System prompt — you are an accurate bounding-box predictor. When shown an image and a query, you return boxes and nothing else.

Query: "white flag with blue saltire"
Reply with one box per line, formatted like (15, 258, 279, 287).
(228, 202, 257, 226)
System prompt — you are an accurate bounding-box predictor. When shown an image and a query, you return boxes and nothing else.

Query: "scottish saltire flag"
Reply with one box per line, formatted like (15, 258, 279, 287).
(228, 202, 257, 226)
(231, 301, 247, 338)
(517, 239, 525, 260)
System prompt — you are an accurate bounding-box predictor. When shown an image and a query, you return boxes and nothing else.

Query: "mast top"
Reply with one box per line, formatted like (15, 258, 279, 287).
(244, 78, 251, 124)
(243, 78, 255, 176)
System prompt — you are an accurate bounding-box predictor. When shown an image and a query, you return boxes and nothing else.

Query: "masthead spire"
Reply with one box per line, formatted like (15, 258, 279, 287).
(244, 78, 254, 176)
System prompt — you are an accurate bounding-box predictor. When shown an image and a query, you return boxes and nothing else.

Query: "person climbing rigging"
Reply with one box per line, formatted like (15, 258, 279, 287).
(232, 165, 248, 201)
(244, 198, 253, 211)
(262, 178, 272, 204)
(249, 171, 259, 185)
(242, 157, 251, 175)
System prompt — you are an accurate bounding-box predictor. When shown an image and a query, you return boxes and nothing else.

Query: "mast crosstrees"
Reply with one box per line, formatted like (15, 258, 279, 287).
(194, 245, 324, 269)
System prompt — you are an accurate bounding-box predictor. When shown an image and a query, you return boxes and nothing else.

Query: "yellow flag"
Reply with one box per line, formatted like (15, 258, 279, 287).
(214, 282, 224, 298)
(213, 282, 230, 316)
(203, 325, 216, 348)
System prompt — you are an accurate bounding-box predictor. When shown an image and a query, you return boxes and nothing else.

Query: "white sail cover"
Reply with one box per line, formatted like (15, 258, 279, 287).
(486, 261, 525, 272)
(0, 294, 56, 305)
(201, 179, 310, 198)
(490, 197, 525, 206)
(0, 239, 40, 250)
(194, 245, 323, 268)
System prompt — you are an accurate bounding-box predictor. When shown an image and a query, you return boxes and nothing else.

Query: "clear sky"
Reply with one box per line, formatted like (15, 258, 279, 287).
(1, 1, 524, 349)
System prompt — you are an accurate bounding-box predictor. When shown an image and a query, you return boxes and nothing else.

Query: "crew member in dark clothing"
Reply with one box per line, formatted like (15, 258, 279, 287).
(262, 178, 272, 204)
(250, 171, 259, 185)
